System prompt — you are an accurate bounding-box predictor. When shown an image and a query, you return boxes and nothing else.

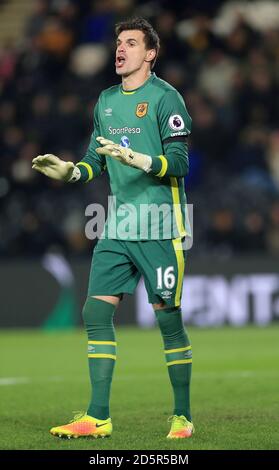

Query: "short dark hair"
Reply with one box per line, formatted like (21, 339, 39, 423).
(115, 17, 160, 69)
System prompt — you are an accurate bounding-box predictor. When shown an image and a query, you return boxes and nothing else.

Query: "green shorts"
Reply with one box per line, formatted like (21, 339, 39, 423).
(88, 238, 185, 306)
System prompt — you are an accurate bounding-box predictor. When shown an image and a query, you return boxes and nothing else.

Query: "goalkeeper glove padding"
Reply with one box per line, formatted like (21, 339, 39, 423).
(32, 154, 81, 182)
(96, 136, 152, 173)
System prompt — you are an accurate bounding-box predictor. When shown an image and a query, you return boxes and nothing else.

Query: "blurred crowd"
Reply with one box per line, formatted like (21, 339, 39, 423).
(1, 0, 279, 258)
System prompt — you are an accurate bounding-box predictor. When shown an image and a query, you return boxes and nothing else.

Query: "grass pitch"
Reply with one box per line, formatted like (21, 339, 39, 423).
(0, 326, 278, 450)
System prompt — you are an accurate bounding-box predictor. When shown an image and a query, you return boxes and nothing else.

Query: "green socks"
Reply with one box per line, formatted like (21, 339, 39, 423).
(155, 307, 192, 421)
(82, 299, 191, 422)
(82, 297, 116, 420)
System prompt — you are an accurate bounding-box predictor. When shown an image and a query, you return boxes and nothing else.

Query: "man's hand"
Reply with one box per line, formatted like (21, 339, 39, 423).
(96, 136, 152, 173)
(32, 154, 75, 181)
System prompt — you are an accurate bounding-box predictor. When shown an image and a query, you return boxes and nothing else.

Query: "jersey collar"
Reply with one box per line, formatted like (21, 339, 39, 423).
(120, 73, 156, 95)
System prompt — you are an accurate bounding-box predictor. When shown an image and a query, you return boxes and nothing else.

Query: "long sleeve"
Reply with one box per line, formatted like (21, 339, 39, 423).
(150, 138, 189, 177)
(149, 89, 191, 178)
(76, 100, 106, 183)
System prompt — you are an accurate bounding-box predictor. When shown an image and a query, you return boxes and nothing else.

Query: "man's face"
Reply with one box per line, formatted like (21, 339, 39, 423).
(115, 30, 153, 76)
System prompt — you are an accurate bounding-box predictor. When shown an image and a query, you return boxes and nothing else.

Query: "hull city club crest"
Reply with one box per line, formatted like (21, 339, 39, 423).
(136, 102, 148, 118)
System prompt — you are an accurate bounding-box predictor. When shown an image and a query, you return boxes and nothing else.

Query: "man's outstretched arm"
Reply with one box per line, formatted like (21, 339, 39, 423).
(95, 136, 189, 178)
(32, 154, 79, 182)
(32, 148, 105, 184)
(32, 100, 106, 183)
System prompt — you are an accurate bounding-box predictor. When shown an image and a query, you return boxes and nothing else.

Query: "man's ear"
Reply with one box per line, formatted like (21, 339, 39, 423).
(145, 49, 156, 63)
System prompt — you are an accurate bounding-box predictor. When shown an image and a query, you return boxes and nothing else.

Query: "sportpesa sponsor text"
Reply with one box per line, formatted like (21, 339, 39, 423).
(109, 126, 141, 135)
(108, 126, 188, 137)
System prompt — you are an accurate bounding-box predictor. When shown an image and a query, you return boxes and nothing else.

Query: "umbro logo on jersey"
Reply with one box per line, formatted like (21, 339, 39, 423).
(105, 108, 112, 116)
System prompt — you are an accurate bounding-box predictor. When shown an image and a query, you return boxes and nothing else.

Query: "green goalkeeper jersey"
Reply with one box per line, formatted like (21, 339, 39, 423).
(77, 72, 192, 240)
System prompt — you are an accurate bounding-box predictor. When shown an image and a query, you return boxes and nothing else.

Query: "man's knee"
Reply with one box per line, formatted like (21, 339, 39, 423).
(155, 306, 184, 333)
(93, 295, 120, 307)
(82, 296, 117, 325)
(152, 301, 166, 310)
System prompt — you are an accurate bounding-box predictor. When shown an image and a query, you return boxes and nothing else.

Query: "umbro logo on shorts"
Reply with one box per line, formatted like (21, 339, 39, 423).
(161, 290, 172, 299)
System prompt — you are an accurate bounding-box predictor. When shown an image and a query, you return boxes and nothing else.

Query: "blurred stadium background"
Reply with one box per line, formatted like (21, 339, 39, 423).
(0, 0, 279, 450)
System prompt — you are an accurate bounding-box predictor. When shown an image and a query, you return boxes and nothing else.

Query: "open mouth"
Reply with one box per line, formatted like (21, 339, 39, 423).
(115, 55, 126, 68)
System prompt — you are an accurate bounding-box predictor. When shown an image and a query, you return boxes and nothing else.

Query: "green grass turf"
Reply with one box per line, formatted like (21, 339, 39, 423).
(0, 326, 278, 450)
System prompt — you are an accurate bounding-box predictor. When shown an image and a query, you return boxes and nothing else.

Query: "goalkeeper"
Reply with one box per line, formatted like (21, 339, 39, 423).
(32, 17, 193, 440)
